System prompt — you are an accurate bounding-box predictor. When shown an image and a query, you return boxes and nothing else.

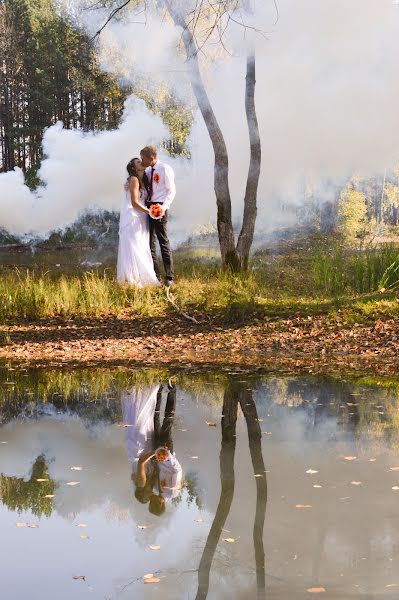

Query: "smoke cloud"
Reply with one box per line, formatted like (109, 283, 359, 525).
(1, 0, 399, 238)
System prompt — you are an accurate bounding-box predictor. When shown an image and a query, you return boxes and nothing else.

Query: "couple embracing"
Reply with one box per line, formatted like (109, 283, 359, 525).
(117, 146, 175, 288)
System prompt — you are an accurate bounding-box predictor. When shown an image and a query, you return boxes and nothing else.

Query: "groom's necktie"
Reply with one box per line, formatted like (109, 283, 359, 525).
(149, 167, 155, 202)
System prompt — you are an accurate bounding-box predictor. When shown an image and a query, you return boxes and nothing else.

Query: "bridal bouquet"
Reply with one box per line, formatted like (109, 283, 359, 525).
(150, 204, 163, 219)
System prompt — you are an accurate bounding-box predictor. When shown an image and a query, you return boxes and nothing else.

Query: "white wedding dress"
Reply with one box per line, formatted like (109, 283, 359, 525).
(117, 185, 160, 287)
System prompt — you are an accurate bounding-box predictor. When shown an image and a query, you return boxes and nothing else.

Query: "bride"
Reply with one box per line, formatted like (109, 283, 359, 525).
(117, 158, 160, 287)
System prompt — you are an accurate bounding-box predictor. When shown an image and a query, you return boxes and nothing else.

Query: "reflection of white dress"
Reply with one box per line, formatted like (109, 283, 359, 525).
(117, 186, 160, 287)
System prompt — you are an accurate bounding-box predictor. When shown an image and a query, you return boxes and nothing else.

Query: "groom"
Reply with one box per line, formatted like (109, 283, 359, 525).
(140, 145, 176, 287)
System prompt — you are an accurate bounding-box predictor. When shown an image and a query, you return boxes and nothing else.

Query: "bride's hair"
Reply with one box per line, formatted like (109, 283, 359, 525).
(126, 158, 149, 191)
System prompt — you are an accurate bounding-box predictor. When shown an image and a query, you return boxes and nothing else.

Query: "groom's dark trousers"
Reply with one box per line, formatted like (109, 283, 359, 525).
(149, 209, 174, 282)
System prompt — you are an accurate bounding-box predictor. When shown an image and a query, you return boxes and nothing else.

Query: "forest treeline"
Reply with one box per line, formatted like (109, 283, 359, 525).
(0, 0, 128, 185)
(0, 0, 398, 239)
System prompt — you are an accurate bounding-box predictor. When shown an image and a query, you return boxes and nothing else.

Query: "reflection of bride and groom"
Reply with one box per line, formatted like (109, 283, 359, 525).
(122, 381, 182, 517)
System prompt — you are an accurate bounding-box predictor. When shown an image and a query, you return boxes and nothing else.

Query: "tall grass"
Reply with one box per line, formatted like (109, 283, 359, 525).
(312, 243, 399, 295)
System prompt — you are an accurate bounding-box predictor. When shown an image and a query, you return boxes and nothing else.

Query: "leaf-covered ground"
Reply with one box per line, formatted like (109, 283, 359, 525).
(0, 307, 397, 376)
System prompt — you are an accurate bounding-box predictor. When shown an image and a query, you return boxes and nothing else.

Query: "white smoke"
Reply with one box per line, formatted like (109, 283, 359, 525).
(1, 0, 399, 237)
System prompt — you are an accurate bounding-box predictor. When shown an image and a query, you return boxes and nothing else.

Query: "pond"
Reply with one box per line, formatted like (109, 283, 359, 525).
(0, 367, 398, 599)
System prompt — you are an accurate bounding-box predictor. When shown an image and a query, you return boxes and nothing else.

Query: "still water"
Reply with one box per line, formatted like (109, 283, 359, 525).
(1, 368, 399, 599)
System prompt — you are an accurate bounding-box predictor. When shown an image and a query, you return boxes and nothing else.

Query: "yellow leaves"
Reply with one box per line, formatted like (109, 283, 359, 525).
(149, 545, 161, 551)
(343, 456, 357, 461)
(222, 537, 240, 543)
(306, 469, 318, 474)
(206, 421, 217, 427)
(295, 505, 312, 509)
(16, 522, 38, 528)
(307, 587, 326, 593)
(80, 534, 89, 540)
(351, 481, 362, 486)
(143, 574, 161, 584)
(66, 481, 80, 486)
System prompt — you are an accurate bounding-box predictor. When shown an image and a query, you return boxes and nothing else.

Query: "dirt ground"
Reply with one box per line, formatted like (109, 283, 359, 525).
(0, 310, 398, 376)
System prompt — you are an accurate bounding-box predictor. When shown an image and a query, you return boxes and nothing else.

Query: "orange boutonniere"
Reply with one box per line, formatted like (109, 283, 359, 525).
(153, 172, 160, 184)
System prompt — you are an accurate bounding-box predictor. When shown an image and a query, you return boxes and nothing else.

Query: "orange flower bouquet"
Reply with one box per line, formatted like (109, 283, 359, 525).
(149, 203, 163, 219)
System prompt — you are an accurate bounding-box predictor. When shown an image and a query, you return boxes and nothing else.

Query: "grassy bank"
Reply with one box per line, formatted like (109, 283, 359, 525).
(0, 240, 398, 324)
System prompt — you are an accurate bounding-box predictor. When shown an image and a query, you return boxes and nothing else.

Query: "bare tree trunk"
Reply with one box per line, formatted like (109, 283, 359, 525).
(237, 0, 261, 270)
(165, 1, 240, 270)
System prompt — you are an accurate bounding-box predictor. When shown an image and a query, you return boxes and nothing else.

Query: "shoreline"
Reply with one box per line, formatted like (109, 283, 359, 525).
(1, 311, 397, 377)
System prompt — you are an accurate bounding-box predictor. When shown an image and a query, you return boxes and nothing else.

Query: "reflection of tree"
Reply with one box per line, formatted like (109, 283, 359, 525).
(196, 383, 267, 600)
(0, 455, 56, 518)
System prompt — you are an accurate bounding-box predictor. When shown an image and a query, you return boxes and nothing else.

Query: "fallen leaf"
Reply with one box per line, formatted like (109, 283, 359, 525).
(313, 485, 322, 489)
(254, 474, 264, 478)
(28, 524, 39, 529)
(307, 587, 326, 593)
(73, 576, 86, 581)
(149, 546, 161, 550)
(351, 481, 362, 486)
(191, 456, 199, 459)
(66, 481, 80, 486)
(77, 524, 87, 528)
(386, 584, 398, 588)
(80, 534, 89, 539)
(222, 537, 240, 543)
(295, 505, 312, 509)
(343, 456, 357, 461)
(16, 522, 27, 527)
(144, 577, 161, 584)
(392, 486, 399, 491)
(306, 469, 318, 474)
(137, 525, 152, 530)
(206, 422, 217, 427)
(44, 494, 55, 499)
(194, 518, 204, 523)
(70, 466, 83, 471)
(36, 478, 49, 482)
(123, 424, 133, 428)
(389, 467, 399, 471)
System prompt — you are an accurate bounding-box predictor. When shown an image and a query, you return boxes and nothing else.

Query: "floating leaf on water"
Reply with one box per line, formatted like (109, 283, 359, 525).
(191, 456, 199, 459)
(149, 546, 161, 551)
(80, 534, 89, 539)
(386, 584, 398, 588)
(144, 577, 161, 584)
(16, 522, 27, 527)
(262, 431, 273, 435)
(306, 469, 318, 474)
(340, 497, 351, 500)
(179, 429, 188, 432)
(28, 524, 39, 529)
(389, 467, 399, 471)
(138, 525, 152, 530)
(206, 422, 217, 427)
(307, 588, 326, 593)
(123, 424, 133, 428)
(343, 456, 357, 461)
(73, 576, 86, 581)
(45, 495, 55, 499)
(66, 481, 80, 486)
(313, 485, 322, 489)
(77, 524, 87, 528)
(392, 486, 399, 491)
(369, 458, 377, 462)
(351, 481, 362, 486)
(1, 441, 8, 444)
(222, 537, 239, 543)
(295, 505, 312, 509)
(194, 518, 204, 523)
(254, 474, 264, 478)
(36, 478, 49, 482)
(70, 466, 83, 471)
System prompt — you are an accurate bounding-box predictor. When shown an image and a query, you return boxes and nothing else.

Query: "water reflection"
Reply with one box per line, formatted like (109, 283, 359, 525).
(0, 368, 399, 599)
(196, 382, 267, 600)
(123, 382, 183, 516)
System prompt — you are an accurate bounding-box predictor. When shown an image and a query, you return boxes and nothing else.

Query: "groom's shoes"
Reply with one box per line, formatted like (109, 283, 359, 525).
(164, 279, 174, 288)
